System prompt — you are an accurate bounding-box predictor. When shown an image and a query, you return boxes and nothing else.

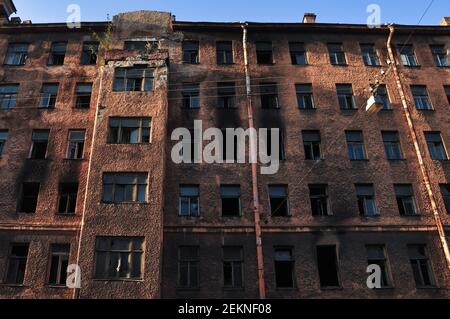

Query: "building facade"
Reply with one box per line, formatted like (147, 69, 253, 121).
(0, 0, 450, 299)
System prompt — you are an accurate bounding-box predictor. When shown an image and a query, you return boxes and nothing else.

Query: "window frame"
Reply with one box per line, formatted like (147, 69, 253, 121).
(296, 83, 315, 109)
(360, 43, 380, 66)
(5, 243, 29, 285)
(102, 173, 148, 204)
(0, 84, 19, 109)
(268, 185, 290, 217)
(289, 42, 308, 65)
(346, 130, 367, 161)
(182, 41, 200, 64)
(178, 246, 200, 289)
(309, 184, 331, 217)
(221, 185, 242, 217)
(179, 185, 200, 217)
(81, 42, 99, 65)
(382, 131, 404, 161)
(0, 130, 8, 157)
(273, 247, 296, 289)
(336, 84, 356, 110)
(107, 117, 152, 145)
(424, 132, 448, 161)
(29, 129, 50, 160)
(223, 246, 244, 289)
(4, 43, 29, 66)
(113, 67, 154, 92)
(47, 244, 70, 286)
(216, 41, 233, 65)
(48, 42, 67, 66)
(255, 41, 274, 65)
(394, 184, 419, 216)
(328, 43, 347, 66)
(57, 183, 79, 215)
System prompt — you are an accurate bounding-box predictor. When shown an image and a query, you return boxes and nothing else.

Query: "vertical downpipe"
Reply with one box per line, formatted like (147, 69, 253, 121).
(242, 23, 266, 299)
(387, 24, 450, 270)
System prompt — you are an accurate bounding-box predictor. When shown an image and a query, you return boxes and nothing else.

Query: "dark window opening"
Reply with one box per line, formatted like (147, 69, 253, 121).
(366, 245, 391, 288)
(408, 245, 435, 287)
(440, 184, 450, 214)
(180, 185, 200, 217)
(296, 84, 315, 109)
(328, 43, 346, 65)
(113, 67, 154, 92)
(376, 85, 391, 110)
(48, 244, 70, 286)
(425, 132, 448, 160)
(4, 43, 29, 65)
(58, 183, 78, 215)
(178, 246, 199, 288)
(256, 41, 273, 64)
(262, 128, 285, 160)
(124, 41, 157, 52)
(269, 185, 289, 217)
(290, 42, 307, 65)
(260, 83, 279, 109)
(382, 131, 403, 160)
(108, 118, 151, 144)
(217, 41, 233, 64)
(346, 131, 366, 160)
(29, 130, 49, 159)
(337, 84, 356, 110)
(221, 185, 241, 217)
(445, 86, 450, 105)
(40, 84, 58, 109)
(18, 182, 40, 213)
(395, 184, 418, 216)
(81, 42, 98, 65)
(274, 248, 295, 288)
(217, 82, 236, 109)
(317, 245, 340, 288)
(309, 185, 330, 216)
(48, 42, 67, 66)
(66, 130, 85, 159)
(356, 184, 378, 216)
(182, 83, 200, 109)
(182, 41, 199, 64)
(0, 84, 19, 109)
(5, 244, 29, 285)
(223, 247, 243, 288)
(303, 130, 321, 160)
(102, 173, 148, 203)
(0, 130, 8, 157)
(75, 83, 92, 108)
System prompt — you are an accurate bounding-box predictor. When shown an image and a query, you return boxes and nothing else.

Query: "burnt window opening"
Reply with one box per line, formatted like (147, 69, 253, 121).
(360, 43, 380, 66)
(221, 129, 239, 162)
(29, 130, 49, 159)
(75, 83, 92, 108)
(382, 131, 403, 160)
(4, 43, 29, 65)
(411, 85, 433, 110)
(39, 83, 59, 109)
(256, 41, 273, 64)
(346, 131, 367, 160)
(182, 83, 200, 109)
(81, 42, 98, 65)
(48, 244, 70, 286)
(102, 173, 148, 204)
(302, 130, 321, 160)
(221, 185, 241, 217)
(66, 130, 85, 159)
(178, 246, 199, 288)
(182, 41, 199, 64)
(408, 245, 435, 287)
(424, 132, 448, 160)
(48, 42, 67, 66)
(431, 45, 449, 67)
(5, 243, 29, 285)
(0, 130, 8, 157)
(366, 245, 392, 288)
(179, 185, 200, 217)
(269, 185, 289, 217)
(58, 183, 78, 215)
(108, 118, 151, 144)
(296, 84, 315, 109)
(124, 41, 157, 52)
(328, 43, 346, 65)
(337, 84, 356, 110)
(113, 67, 154, 92)
(223, 246, 243, 288)
(399, 45, 418, 66)
(0, 84, 19, 109)
(94, 237, 144, 280)
(440, 184, 450, 214)
(445, 86, 450, 105)
(217, 41, 233, 65)
(260, 83, 279, 109)
(18, 182, 40, 213)
(376, 85, 391, 110)
(309, 184, 331, 216)
(274, 248, 295, 288)
(263, 128, 285, 160)
(217, 82, 236, 109)
(290, 42, 307, 65)
(394, 184, 418, 216)
(356, 184, 378, 216)
(317, 245, 340, 288)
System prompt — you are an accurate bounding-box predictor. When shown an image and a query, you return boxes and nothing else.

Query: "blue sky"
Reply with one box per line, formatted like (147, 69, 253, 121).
(12, 0, 448, 25)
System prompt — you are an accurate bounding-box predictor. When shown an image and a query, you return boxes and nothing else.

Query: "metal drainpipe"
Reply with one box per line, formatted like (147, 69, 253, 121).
(386, 24, 450, 270)
(242, 23, 266, 299)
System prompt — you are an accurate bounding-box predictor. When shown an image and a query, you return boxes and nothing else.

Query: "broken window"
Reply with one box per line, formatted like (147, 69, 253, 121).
(75, 83, 92, 108)
(217, 41, 233, 65)
(217, 82, 236, 109)
(440, 184, 450, 214)
(256, 41, 273, 64)
(29, 129, 49, 159)
(366, 245, 392, 288)
(182, 41, 199, 64)
(269, 185, 289, 217)
(260, 83, 279, 109)
(316, 245, 340, 288)
(411, 85, 433, 110)
(430, 45, 449, 67)
(124, 41, 157, 52)
(296, 84, 315, 109)
(221, 185, 241, 217)
(399, 45, 418, 66)
(4, 43, 29, 65)
(178, 246, 199, 288)
(262, 128, 285, 160)
(94, 237, 144, 280)
(81, 42, 98, 65)
(328, 43, 346, 65)
(309, 185, 330, 216)
(5, 243, 29, 285)
(39, 83, 59, 109)
(102, 173, 148, 203)
(303, 130, 321, 160)
(290, 42, 307, 65)
(223, 246, 243, 288)
(220, 129, 239, 162)
(48, 42, 67, 66)
(66, 130, 85, 159)
(19, 182, 40, 213)
(408, 245, 435, 287)
(113, 67, 154, 92)
(346, 131, 366, 160)
(0, 130, 8, 156)
(179, 185, 200, 217)
(395, 184, 418, 216)
(182, 83, 200, 109)
(0, 84, 19, 109)
(337, 84, 356, 110)
(445, 86, 450, 105)
(58, 183, 78, 215)
(425, 132, 448, 160)
(382, 131, 403, 160)
(108, 118, 151, 144)
(274, 248, 295, 288)
(48, 244, 70, 286)
(360, 43, 380, 66)
(356, 184, 378, 216)
(376, 85, 391, 110)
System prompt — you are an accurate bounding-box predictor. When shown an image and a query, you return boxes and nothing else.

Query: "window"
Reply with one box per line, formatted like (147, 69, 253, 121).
(221, 185, 241, 217)
(296, 84, 315, 109)
(309, 185, 330, 216)
(217, 41, 233, 65)
(395, 184, 418, 216)
(113, 67, 154, 92)
(337, 84, 356, 110)
(260, 83, 279, 109)
(18, 182, 40, 213)
(4, 43, 28, 65)
(303, 130, 321, 160)
(48, 244, 70, 286)
(94, 237, 144, 280)
(274, 248, 295, 288)
(269, 185, 289, 217)
(81, 42, 98, 65)
(399, 45, 418, 66)
(440, 184, 450, 214)
(182, 41, 199, 64)
(0, 130, 8, 156)
(58, 183, 78, 215)
(328, 43, 346, 65)
(408, 245, 435, 287)
(360, 44, 380, 66)
(0, 84, 19, 109)
(430, 45, 449, 67)
(75, 83, 92, 108)
(66, 130, 85, 159)
(411, 85, 433, 110)
(180, 185, 200, 217)
(366, 245, 392, 288)
(39, 84, 58, 109)
(289, 42, 307, 65)
(382, 131, 403, 160)
(29, 130, 49, 159)
(178, 246, 199, 288)
(445, 86, 450, 105)
(5, 244, 29, 285)
(256, 41, 273, 64)
(346, 131, 366, 160)
(223, 247, 243, 288)
(108, 118, 151, 144)
(102, 173, 148, 203)
(217, 82, 236, 109)
(124, 41, 156, 51)
(182, 83, 200, 109)
(316, 245, 340, 288)
(48, 42, 67, 66)
(262, 128, 285, 160)
(425, 132, 448, 160)
(377, 85, 391, 110)
(356, 184, 378, 216)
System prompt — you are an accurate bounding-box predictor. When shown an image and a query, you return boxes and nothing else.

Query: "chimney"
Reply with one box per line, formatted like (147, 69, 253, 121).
(0, 0, 17, 25)
(303, 13, 317, 24)
(440, 17, 450, 26)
